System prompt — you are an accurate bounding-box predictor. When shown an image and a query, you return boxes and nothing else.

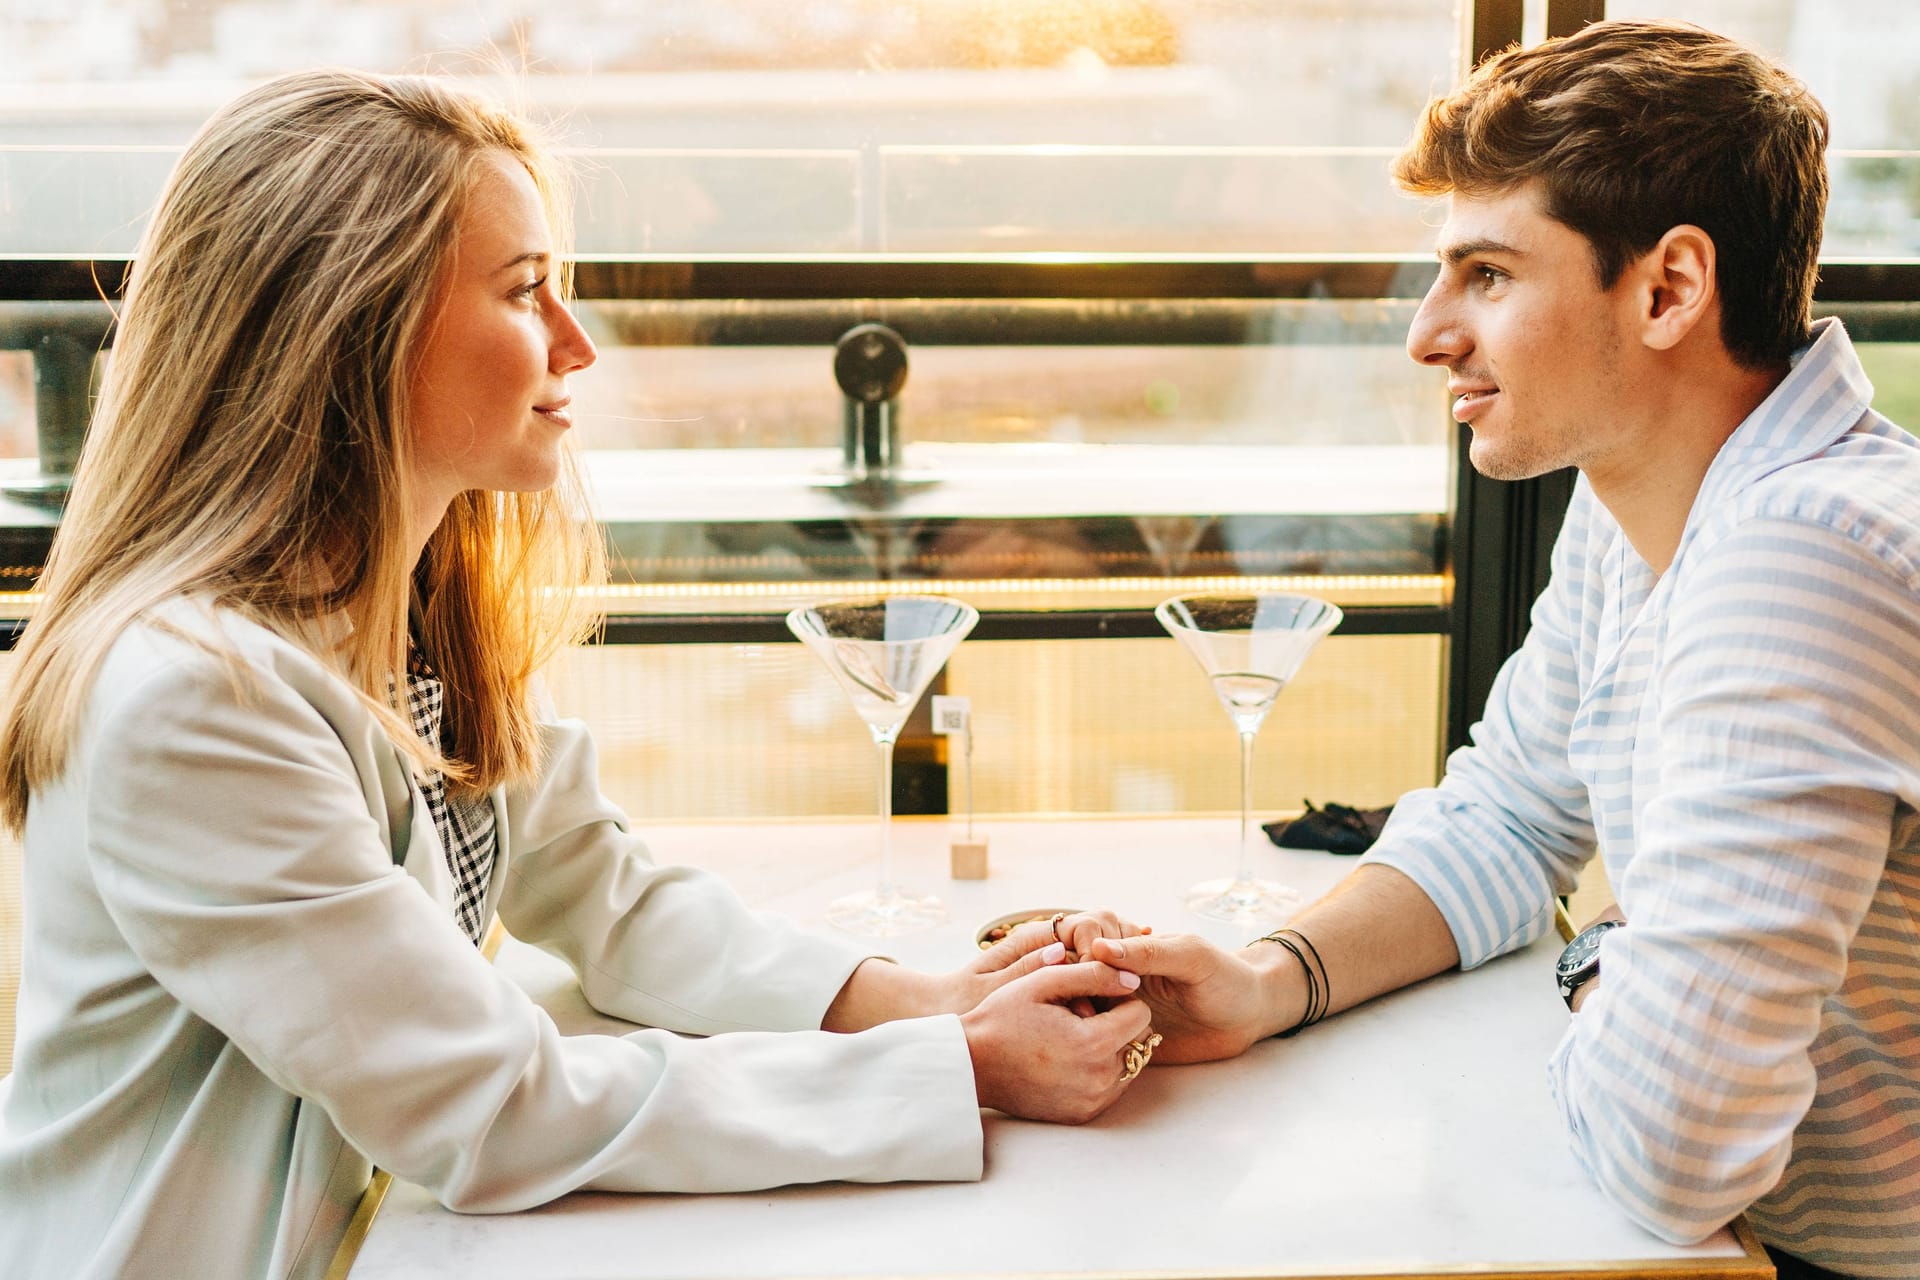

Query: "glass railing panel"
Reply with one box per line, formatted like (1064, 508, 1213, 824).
(0, 148, 176, 257)
(546, 631, 1443, 821)
(878, 146, 1434, 254)
(571, 151, 864, 256)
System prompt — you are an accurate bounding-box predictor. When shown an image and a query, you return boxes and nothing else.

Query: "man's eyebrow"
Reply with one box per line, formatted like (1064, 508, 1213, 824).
(494, 251, 549, 273)
(1439, 237, 1525, 266)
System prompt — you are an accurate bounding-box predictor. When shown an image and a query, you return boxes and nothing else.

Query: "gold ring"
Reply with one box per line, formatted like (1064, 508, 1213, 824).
(1119, 1032, 1162, 1083)
(1050, 912, 1068, 945)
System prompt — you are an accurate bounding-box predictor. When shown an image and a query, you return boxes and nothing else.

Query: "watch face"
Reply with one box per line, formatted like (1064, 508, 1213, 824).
(1556, 921, 1619, 979)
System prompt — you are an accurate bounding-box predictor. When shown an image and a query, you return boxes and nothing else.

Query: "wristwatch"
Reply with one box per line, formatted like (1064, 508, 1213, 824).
(1555, 919, 1624, 1010)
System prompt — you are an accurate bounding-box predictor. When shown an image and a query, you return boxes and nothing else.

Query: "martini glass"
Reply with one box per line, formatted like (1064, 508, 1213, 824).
(787, 595, 979, 935)
(1155, 593, 1343, 924)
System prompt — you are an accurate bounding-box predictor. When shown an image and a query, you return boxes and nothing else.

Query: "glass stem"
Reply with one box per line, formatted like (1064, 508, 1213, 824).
(875, 735, 896, 899)
(1234, 728, 1257, 887)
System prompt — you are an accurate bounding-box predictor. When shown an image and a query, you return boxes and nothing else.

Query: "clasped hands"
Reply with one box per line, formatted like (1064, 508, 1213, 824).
(949, 909, 1154, 1124)
(830, 909, 1278, 1125)
(951, 910, 1273, 1124)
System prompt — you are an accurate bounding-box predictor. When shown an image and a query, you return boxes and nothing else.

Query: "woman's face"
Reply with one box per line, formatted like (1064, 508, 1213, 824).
(408, 150, 596, 525)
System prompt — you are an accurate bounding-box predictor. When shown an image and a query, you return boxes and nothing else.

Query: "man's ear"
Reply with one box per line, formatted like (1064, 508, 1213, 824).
(1634, 224, 1716, 352)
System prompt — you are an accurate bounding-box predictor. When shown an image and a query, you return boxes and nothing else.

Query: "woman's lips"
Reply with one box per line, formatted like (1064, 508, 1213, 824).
(534, 398, 572, 427)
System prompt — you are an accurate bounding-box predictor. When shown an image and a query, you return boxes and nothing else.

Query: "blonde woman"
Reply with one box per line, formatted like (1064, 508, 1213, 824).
(0, 70, 1151, 1280)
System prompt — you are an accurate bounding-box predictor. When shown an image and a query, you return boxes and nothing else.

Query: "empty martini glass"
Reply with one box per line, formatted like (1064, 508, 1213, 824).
(1155, 593, 1343, 924)
(787, 595, 979, 935)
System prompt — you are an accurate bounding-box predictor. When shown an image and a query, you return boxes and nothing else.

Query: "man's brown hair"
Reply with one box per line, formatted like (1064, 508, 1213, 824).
(1394, 20, 1828, 369)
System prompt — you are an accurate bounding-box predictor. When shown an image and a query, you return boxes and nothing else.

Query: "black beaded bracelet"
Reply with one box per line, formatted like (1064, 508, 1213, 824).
(1249, 927, 1331, 1038)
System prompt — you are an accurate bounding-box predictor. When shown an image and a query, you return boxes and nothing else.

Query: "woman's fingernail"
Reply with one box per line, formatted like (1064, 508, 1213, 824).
(1041, 941, 1067, 963)
(1118, 971, 1142, 990)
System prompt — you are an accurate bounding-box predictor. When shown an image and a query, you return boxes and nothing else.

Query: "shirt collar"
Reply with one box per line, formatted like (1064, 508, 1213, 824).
(1690, 316, 1876, 515)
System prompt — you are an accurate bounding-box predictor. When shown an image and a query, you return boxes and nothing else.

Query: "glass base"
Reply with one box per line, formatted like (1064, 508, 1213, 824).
(827, 886, 948, 937)
(1184, 876, 1301, 925)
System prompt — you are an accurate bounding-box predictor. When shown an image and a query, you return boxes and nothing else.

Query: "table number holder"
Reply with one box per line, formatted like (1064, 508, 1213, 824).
(932, 694, 987, 878)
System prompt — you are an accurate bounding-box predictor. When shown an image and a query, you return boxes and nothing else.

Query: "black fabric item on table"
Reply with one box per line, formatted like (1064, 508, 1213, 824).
(1263, 800, 1392, 855)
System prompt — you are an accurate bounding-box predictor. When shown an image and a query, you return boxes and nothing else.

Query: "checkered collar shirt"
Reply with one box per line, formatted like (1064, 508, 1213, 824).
(401, 651, 498, 947)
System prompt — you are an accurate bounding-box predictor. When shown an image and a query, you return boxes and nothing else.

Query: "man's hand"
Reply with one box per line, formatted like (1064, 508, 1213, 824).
(1085, 866, 1461, 1058)
(1085, 932, 1301, 1064)
(960, 961, 1154, 1123)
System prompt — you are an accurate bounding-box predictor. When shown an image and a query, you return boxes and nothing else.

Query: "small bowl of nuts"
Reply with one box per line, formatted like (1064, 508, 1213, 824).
(975, 908, 1080, 951)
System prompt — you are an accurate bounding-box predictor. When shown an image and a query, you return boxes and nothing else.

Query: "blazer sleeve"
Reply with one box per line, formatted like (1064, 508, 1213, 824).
(494, 709, 883, 1036)
(78, 644, 983, 1211)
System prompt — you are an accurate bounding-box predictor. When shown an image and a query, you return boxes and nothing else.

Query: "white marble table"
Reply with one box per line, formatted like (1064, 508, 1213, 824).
(345, 816, 1769, 1280)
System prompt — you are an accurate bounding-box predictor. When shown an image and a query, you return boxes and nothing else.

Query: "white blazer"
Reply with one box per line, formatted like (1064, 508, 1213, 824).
(0, 600, 982, 1280)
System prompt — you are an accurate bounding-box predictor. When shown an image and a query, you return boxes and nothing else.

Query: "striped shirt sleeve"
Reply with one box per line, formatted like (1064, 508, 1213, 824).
(1362, 485, 1600, 965)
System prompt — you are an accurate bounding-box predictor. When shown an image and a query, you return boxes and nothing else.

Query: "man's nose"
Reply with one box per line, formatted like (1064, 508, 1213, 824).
(1406, 283, 1465, 368)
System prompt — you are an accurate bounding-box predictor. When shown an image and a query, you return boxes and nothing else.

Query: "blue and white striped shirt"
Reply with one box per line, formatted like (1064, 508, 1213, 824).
(1368, 317, 1920, 1278)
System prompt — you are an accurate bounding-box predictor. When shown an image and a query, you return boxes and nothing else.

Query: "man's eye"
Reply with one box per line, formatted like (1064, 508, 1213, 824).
(1476, 265, 1508, 288)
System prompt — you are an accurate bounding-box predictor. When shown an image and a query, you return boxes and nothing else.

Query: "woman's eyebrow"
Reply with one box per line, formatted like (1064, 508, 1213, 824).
(493, 250, 549, 273)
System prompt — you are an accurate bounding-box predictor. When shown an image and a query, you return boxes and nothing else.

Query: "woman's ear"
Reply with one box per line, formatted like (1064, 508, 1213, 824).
(1637, 224, 1717, 353)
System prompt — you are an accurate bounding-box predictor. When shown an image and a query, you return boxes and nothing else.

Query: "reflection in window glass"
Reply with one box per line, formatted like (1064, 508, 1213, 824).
(3, 2, 1464, 255)
(576, 314, 1442, 454)
(1, 5, 1466, 475)
(1608, 0, 1920, 255)
(0, 354, 33, 461)
(7, 3, 1462, 147)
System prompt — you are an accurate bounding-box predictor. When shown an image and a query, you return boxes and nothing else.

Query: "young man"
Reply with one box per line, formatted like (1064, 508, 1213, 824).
(1092, 21, 1920, 1280)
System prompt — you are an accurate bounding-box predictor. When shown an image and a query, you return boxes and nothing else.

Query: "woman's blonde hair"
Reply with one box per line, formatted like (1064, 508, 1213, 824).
(1, 68, 605, 829)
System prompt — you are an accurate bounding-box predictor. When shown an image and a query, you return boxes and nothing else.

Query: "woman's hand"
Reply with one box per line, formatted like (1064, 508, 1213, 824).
(1086, 932, 1293, 1064)
(960, 961, 1154, 1123)
(1050, 908, 1146, 961)
(955, 909, 1146, 1017)
(821, 909, 1151, 1032)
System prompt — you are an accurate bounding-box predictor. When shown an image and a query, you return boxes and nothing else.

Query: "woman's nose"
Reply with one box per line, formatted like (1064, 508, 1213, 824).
(551, 299, 596, 374)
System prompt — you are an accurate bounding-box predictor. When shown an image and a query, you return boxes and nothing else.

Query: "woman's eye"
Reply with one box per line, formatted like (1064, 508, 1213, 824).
(513, 275, 547, 303)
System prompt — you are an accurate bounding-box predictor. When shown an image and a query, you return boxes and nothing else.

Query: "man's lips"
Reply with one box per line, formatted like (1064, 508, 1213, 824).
(1449, 383, 1499, 422)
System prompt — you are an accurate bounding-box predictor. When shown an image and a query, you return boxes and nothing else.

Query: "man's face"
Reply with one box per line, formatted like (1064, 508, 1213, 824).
(1407, 183, 1639, 482)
